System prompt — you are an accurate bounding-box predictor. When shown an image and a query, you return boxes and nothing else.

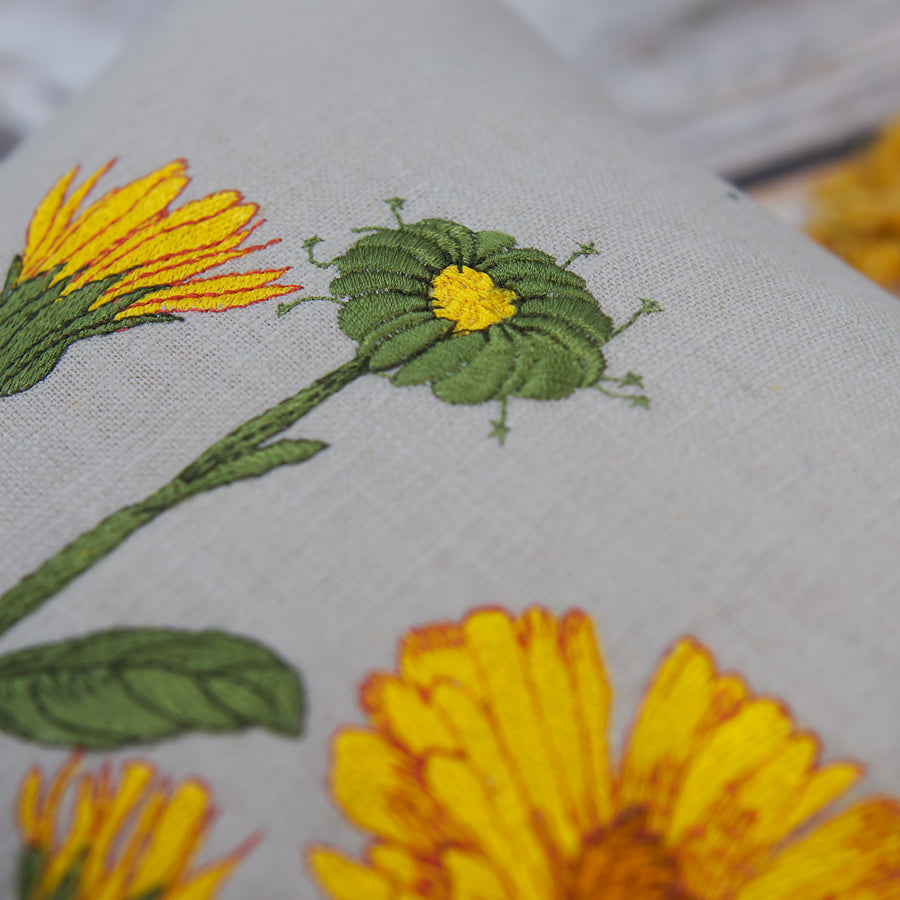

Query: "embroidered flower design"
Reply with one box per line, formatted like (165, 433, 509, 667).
(807, 116, 900, 290)
(290, 198, 659, 440)
(0, 158, 300, 397)
(15, 753, 256, 900)
(308, 606, 900, 900)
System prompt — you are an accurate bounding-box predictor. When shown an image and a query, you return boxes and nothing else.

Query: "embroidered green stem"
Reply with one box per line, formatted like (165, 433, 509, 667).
(0, 355, 370, 638)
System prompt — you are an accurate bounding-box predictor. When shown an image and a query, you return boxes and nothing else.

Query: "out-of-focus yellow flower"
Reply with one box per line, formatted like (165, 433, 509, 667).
(20, 157, 299, 316)
(808, 117, 900, 289)
(309, 606, 900, 900)
(16, 754, 256, 900)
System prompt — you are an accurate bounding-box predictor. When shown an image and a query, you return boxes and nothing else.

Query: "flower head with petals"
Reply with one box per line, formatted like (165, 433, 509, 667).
(309, 606, 900, 900)
(16, 753, 256, 900)
(1, 158, 301, 396)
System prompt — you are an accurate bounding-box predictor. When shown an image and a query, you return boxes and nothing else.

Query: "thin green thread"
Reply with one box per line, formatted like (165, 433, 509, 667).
(489, 396, 510, 444)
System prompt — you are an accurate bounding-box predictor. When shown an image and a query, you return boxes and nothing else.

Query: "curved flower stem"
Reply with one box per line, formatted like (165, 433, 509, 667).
(0, 355, 370, 638)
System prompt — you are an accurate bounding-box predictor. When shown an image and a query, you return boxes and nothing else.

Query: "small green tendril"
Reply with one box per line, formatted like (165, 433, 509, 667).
(562, 241, 599, 270)
(385, 197, 406, 225)
(489, 396, 510, 444)
(610, 298, 661, 339)
(276, 295, 340, 317)
(302, 235, 335, 269)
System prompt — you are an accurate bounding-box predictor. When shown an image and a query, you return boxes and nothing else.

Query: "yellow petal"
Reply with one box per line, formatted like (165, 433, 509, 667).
(38, 776, 96, 898)
(425, 754, 546, 900)
(61, 173, 189, 276)
(37, 755, 84, 849)
(675, 731, 862, 898)
(667, 698, 794, 843)
(15, 766, 44, 846)
(81, 200, 257, 285)
(462, 608, 581, 858)
(81, 761, 155, 889)
(330, 729, 445, 849)
(21, 166, 78, 274)
(442, 850, 514, 900)
(117, 270, 299, 316)
(429, 681, 554, 895)
(24, 160, 116, 277)
(361, 672, 458, 755)
(617, 639, 747, 834)
(309, 848, 394, 900)
(735, 799, 900, 900)
(129, 780, 212, 895)
(399, 620, 482, 697)
(99, 239, 251, 301)
(558, 609, 614, 831)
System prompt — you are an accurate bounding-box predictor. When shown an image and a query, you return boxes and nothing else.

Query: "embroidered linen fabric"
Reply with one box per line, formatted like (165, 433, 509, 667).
(1, 0, 899, 895)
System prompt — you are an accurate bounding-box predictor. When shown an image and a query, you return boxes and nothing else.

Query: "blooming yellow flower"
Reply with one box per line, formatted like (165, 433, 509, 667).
(309, 606, 900, 900)
(19, 157, 299, 315)
(808, 116, 900, 290)
(16, 754, 256, 900)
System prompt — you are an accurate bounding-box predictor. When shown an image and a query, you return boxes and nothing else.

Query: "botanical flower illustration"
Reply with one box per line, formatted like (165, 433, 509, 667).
(808, 115, 900, 290)
(15, 753, 256, 900)
(0, 158, 300, 397)
(0, 201, 658, 747)
(290, 198, 659, 439)
(309, 606, 900, 899)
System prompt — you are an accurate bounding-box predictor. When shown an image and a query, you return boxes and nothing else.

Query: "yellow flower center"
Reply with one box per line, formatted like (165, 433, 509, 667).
(570, 813, 688, 900)
(430, 265, 516, 333)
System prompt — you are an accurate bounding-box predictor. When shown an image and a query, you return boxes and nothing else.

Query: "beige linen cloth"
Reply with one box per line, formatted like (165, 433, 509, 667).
(0, 0, 899, 895)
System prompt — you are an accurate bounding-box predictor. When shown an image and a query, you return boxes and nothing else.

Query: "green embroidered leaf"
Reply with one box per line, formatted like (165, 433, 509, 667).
(338, 292, 431, 342)
(335, 244, 434, 280)
(516, 332, 585, 400)
(368, 318, 453, 371)
(352, 229, 451, 270)
(431, 329, 517, 404)
(1, 255, 23, 299)
(516, 296, 614, 342)
(0, 628, 304, 748)
(357, 309, 437, 358)
(391, 331, 487, 386)
(17, 847, 45, 900)
(192, 438, 328, 491)
(511, 280, 597, 305)
(514, 318, 607, 384)
(330, 269, 429, 300)
(473, 230, 516, 261)
(403, 221, 476, 267)
(481, 256, 587, 291)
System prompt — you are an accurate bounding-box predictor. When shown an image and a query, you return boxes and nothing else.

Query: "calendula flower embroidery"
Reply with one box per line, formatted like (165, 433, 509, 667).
(289, 199, 659, 439)
(0, 158, 300, 397)
(15, 753, 256, 900)
(308, 606, 900, 900)
(807, 116, 900, 290)
(0, 200, 659, 697)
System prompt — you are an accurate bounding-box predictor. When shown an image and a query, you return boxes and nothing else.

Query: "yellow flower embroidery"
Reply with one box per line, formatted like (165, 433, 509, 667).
(309, 606, 900, 900)
(20, 157, 299, 316)
(1, 157, 301, 398)
(808, 116, 900, 290)
(16, 754, 256, 900)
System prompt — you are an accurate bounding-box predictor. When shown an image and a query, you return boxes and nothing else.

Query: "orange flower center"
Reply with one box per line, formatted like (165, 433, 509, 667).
(570, 812, 689, 900)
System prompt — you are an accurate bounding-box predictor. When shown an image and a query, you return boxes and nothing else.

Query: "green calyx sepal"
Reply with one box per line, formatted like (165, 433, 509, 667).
(0, 256, 177, 398)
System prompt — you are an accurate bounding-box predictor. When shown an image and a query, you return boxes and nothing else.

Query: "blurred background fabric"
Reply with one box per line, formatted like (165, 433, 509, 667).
(1, 0, 900, 233)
